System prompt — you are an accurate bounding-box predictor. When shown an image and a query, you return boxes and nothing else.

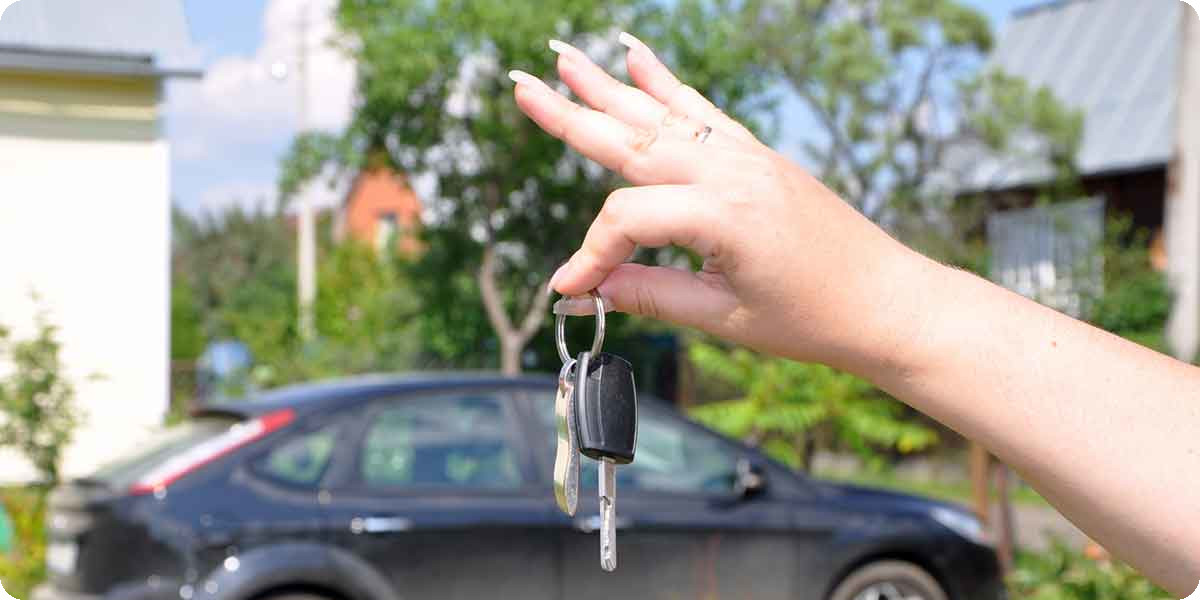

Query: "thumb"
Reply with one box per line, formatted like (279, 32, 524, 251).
(553, 263, 735, 331)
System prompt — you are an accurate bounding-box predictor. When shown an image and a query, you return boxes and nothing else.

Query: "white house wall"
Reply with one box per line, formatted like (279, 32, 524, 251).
(0, 71, 168, 482)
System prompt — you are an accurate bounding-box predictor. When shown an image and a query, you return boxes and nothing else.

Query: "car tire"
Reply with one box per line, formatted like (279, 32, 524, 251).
(828, 560, 948, 600)
(258, 593, 337, 600)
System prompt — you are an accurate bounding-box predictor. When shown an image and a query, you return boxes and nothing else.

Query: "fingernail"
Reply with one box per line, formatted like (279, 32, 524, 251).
(548, 39, 575, 59)
(508, 69, 548, 89)
(553, 295, 615, 316)
(618, 31, 653, 57)
(547, 261, 571, 293)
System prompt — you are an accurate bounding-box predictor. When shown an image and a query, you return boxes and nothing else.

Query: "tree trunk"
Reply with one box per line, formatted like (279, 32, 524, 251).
(477, 245, 553, 376)
(499, 334, 522, 377)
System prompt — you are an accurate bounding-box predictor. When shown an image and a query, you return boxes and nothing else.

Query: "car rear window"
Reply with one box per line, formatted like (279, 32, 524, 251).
(86, 416, 239, 490)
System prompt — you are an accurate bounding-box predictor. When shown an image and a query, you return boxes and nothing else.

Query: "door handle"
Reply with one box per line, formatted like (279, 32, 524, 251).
(574, 514, 632, 533)
(350, 515, 412, 534)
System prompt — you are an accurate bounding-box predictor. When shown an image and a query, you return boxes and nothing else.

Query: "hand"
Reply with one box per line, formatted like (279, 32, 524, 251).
(511, 33, 939, 370)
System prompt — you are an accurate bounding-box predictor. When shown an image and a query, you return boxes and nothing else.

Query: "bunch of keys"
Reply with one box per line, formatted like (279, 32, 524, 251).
(553, 291, 638, 572)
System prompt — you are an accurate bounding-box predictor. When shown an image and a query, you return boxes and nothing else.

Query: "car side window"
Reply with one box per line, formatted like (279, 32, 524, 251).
(359, 393, 524, 490)
(252, 423, 339, 486)
(532, 392, 737, 495)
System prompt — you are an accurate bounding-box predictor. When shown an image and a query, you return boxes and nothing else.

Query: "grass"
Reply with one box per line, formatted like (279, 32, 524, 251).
(816, 469, 1051, 508)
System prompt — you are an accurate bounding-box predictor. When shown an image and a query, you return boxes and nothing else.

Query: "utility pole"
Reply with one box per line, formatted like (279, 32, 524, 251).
(1167, 4, 1200, 361)
(296, 2, 316, 340)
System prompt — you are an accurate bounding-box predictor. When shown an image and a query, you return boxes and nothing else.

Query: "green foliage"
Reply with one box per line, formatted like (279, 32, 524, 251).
(688, 342, 937, 470)
(0, 306, 81, 485)
(961, 70, 1084, 201)
(0, 487, 46, 599)
(278, 0, 775, 372)
(171, 206, 424, 392)
(1008, 542, 1170, 600)
(750, 0, 1081, 265)
(1087, 219, 1170, 348)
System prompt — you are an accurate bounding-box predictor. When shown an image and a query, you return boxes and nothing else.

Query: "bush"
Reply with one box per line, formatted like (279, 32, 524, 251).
(1008, 542, 1170, 600)
(688, 341, 938, 471)
(0, 305, 81, 485)
(0, 487, 47, 600)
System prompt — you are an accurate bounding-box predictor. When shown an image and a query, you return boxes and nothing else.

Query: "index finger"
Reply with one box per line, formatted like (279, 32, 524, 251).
(552, 185, 720, 296)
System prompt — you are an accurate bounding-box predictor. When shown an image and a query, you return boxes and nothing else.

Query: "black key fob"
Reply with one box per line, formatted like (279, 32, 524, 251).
(574, 352, 637, 465)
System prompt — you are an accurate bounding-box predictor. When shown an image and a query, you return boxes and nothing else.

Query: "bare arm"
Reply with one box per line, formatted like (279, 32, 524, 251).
(513, 33, 1200, 595)
(873, 260, 1200, 595)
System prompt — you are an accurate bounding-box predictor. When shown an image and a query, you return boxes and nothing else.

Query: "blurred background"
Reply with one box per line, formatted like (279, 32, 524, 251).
(0, 0, 1196, 599)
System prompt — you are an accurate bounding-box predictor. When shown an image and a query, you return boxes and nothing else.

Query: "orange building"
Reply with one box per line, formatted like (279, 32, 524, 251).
(335, 166, 421, 252)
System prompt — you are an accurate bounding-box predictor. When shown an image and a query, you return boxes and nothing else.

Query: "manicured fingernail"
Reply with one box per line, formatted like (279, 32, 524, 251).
(553, 295, 615, 316)
(547, 261, 571, 293)
(508, 69, 547, 89)
(548, 39, 575, 59)
(618, 31, 653, 56)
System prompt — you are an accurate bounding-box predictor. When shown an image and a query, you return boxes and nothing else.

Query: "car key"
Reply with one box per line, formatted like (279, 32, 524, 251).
(553, 291, 603, 518)
(553, 356, 580, 516)
(574, 351, 637, 572)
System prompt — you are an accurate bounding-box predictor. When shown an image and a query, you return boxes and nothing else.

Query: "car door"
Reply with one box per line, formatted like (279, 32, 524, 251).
(321, 389, 557, 599)
(520, 390, 832, 600)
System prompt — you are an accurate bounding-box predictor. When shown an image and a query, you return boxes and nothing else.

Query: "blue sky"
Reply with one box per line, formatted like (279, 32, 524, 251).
(167, 0, 1037, 216)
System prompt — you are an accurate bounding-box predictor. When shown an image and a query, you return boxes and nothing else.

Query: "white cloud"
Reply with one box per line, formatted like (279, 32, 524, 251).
(169, 0, 357, 215)
(173, 0, 355, 136)
(0, 0, 21, 22)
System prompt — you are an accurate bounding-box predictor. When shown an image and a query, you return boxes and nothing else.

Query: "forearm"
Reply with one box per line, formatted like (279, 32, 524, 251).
(861, 255, 1200, 595)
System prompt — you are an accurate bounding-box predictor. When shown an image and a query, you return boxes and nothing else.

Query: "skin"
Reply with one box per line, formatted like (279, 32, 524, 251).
(509, 33, 1200, 595)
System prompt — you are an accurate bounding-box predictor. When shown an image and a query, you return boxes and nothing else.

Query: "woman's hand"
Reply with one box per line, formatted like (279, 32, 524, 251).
(511, 33, 940, 372)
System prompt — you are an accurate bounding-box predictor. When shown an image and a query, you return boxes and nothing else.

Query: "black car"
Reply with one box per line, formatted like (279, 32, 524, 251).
(33, 374, 1001, 600)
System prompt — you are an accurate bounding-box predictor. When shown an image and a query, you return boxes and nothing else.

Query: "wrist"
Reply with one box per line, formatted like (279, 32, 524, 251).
(836, 246, 955, 390)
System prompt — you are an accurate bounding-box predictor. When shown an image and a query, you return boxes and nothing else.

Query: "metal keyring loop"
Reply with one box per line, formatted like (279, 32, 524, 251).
(555, 290, 605, 363)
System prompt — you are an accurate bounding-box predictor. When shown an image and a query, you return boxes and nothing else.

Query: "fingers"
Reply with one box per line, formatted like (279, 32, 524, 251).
(509, 70, 727, 185)
(549, 185, 721, 297)
(618, 32, 759, 144)
(556, 263, 737, 330)
(549, 40, 718, 145)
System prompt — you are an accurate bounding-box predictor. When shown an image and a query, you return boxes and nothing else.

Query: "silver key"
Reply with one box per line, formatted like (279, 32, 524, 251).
(599, 458, 617, 571)
(574, 351, 619, 571)
(553, 358, 580, 516)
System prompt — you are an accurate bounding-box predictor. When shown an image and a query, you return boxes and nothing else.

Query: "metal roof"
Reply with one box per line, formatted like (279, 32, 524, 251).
(964, 0, 1183, 190)
(0, 0, 201, 76)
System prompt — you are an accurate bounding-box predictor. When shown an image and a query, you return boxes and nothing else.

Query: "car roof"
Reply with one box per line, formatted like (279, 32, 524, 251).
(194, 371, 557, 419)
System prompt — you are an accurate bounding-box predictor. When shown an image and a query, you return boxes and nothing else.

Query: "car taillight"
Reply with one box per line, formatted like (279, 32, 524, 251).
(129, 409, 294, 495)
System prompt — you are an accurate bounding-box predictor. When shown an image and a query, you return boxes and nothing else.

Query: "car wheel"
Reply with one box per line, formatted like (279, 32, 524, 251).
(828, 560, 948, 600)
(258, 593, 337, 600)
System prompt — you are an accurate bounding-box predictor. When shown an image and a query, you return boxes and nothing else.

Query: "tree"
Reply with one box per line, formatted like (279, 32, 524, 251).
(282, 0, 773, 374)
(748, 0, 1082, 263)
(171, 206, 424, 390)
(688, 341, 937, 471)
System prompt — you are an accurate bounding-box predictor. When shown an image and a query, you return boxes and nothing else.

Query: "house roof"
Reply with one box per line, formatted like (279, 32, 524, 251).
(964, 0, 1183, 190)
(0, 0, 202, 77)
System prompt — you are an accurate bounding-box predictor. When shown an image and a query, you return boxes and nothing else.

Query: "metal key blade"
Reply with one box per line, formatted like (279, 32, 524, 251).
(599, 458, 617, 571)
(553, 359, 579, 516)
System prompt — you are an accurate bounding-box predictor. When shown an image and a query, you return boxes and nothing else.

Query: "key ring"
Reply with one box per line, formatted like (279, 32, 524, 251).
(555, 290, 605, 364)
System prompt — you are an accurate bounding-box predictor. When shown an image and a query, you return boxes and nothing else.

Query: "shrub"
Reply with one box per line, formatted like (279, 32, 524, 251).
(0, 305, 81, 485)
(688, 341, 938, 471)
(1008, 541, 1171, 600)
(0, 487, 47, 600)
